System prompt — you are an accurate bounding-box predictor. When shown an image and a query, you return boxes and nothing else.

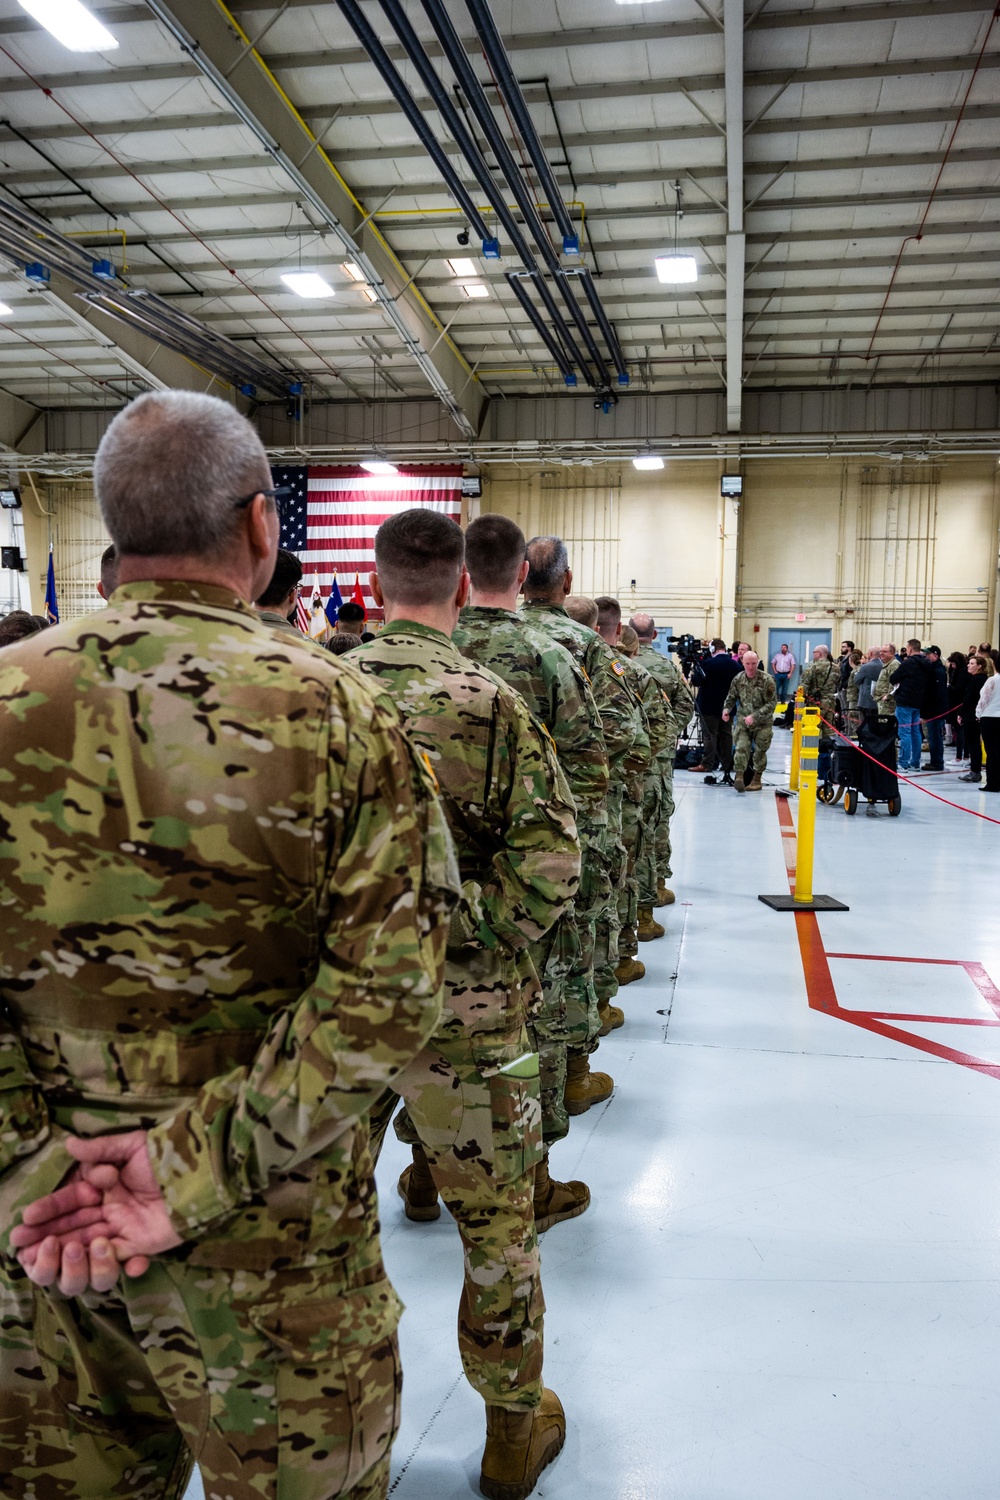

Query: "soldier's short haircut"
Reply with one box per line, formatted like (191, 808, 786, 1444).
(907, 637, 922, 651)
(595, 595, 621, 631)
(620, 625, 639, 656)
(94, 391, 271, 557)
(100, 544, 118, 597)
(327, 632, 362, 656)
(465, 514, 526, 592)
(630, 612, 655, 639)
(336, 601, 366, 625)
(374, 507, 465, 606)
(524, 536, 569, 594)
(814, 645, 830, 658)
(0, 610, 45, 649)
(565, 595, 598, 626)
(257, 547, 303, 607)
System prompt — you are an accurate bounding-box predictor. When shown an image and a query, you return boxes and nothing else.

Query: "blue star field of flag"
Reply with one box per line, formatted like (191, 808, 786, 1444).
(271, 465, 308, 550)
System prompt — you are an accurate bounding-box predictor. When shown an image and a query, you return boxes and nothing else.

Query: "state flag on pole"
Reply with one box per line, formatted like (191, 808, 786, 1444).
(44, 547, 59, 624)
(351, 575, 366, 611)
(324, 575, 343, 630)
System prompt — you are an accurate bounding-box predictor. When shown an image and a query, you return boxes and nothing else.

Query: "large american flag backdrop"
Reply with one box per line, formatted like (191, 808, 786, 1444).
(271, 464, 463, 621)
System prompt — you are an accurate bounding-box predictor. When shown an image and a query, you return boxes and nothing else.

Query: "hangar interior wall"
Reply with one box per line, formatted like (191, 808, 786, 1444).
(13, 459, 1000, 656)
(483, 458, 1000, 654)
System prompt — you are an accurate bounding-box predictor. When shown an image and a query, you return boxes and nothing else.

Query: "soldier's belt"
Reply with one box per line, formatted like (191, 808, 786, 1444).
(20, 1020, 264, 1098)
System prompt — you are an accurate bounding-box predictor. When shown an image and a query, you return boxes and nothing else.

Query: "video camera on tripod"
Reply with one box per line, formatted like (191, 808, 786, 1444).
(665, 632, 705, 675)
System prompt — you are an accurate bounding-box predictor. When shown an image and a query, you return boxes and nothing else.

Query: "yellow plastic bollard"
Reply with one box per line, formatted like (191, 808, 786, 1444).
(794, 706, 820, 904)
(789, 687, 805, 792)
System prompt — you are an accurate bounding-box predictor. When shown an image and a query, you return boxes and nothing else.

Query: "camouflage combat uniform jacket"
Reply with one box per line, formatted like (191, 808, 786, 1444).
(352, 621, 581, 1045)
(723, 668, 777, 727)
(874, 659, 899, 717)
(0, 581, 458, 1266)
(637, 645, 695, 759)
(256, 606, 299, 634)
(800, 658, 840, 727)
(452, 605, 609, 815)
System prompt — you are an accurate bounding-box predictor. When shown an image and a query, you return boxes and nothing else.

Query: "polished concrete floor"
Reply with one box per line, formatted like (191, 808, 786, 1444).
(185, 740, 1000, 1499)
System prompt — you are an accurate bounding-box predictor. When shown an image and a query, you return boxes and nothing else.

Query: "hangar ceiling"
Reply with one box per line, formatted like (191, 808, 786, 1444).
(0, 0, 998, 455)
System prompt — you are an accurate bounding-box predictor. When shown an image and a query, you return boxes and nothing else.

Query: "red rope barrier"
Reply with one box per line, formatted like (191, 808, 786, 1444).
(818, 715, 1000, 826)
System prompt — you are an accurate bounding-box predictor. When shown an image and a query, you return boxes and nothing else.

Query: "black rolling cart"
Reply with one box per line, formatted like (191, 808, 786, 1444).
(826, 717, 901, 816)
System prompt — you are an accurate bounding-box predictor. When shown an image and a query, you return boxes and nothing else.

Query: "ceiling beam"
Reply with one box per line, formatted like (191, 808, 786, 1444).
(725, 0, 745, 433)
(142, 0, 483, 438)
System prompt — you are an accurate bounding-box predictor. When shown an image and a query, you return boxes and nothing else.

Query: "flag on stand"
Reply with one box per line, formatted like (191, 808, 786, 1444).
(324, 575, 343, 631)
(44, 547, 59, 624)
(351, 575, 366, 611)
(294, 590, 310, 634)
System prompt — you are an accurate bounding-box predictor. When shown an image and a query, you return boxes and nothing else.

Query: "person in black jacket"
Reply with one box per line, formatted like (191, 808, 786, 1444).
(690, 637, 743, 775)
(921, 645, 948, 771)
(889, 639, 932, 771)
(959, 654, 990, 783)
(946, 651, 969, 760)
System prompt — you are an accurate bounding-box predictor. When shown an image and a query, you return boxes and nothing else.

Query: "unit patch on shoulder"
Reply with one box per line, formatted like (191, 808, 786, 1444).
(610, 660, 626, 677)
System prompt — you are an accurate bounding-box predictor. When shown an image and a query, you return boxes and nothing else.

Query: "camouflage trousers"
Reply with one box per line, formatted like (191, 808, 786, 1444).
(593, 787, 626, 1004)
(369, 1018, 545, 1411)
(616, 791, 644, 960)
(636, 761, 674, 902)
(527, 911, 581, 1146)
(733, 720, 774, 777)
(0, 1250, 402, 1500)
(567, 818, 612, 1056)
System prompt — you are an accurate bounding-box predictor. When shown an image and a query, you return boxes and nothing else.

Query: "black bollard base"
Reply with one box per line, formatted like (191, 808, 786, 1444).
(758, 893, 849, 912)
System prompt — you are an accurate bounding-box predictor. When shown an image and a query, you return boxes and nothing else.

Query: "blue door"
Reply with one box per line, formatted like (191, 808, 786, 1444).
(766, 628, 831, 695)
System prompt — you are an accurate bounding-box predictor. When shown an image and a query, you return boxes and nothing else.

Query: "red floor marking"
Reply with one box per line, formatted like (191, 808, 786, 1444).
(773, 795, 1000, 1081)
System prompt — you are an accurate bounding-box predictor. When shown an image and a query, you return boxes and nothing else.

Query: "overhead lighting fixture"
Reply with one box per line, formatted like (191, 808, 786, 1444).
(280, 271, 334, 299)
(17, 0, 118, 51)
(655, 255, 698, 284)
(360, 460, 399, 476)
(633, 455, 665, 471)
(448, 257, 477, 277)
(0, 302, 11, 317)
(462, 283, 490, 299)
(341, 262, 367, 282)
(655, 181, 698, 284)
(360, 285, 379, 303)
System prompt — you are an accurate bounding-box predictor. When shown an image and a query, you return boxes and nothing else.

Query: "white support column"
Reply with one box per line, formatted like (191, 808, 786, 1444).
(724, 0, 745, 434)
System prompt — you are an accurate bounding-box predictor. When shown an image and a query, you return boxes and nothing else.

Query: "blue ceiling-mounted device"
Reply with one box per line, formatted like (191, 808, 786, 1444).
(25, 263, 50, 287)
(91, 260, 116, 282)
(482, 238, 501, 260)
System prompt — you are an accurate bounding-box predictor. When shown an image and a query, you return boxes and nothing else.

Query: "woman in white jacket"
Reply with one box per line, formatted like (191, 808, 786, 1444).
(975, 664, 1000, 791)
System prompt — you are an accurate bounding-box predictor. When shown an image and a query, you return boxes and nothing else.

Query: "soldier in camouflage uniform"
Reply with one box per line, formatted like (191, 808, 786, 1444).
(453, 515, 609, 1232)
(0, 393, 458, 1500)
(874, 644, 900, 718)
(597, 610, 668, 982)
(352, 509, 579, 1500)
(254, 544, 303, 634)
(630, 613, 694, 911)
(522, 540, 644, 1112)
(800, 645, 840, 731)
(722, 651, 777, 791)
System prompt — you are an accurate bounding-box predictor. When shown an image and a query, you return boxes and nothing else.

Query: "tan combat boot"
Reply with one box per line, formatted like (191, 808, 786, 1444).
(747, 771, 763, 791)
(397, 1143, 440, 1222)
(654, 879, 676, 907)
(598, 999, 625, 1034)
(533, 1155, 590, 1233)
(734, 772, 746, 793)
(637, 904, 665, 941)
(564, 1054, 614, 1115)
(614, 956, 645, 986)
(480, 1388, 566, 1500)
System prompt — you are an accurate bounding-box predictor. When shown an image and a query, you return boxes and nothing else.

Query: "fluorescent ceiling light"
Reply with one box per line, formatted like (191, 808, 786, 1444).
(448, 257, 477, 277)
(17, 0, 118, 50)
(360, 460, 399, 476)
(633, 455, 664, 471)
(341, 261, 366, 282)
(281, 271, 334, 299)
(655, 255, 698, 284)
(0, 302, 11, 317)
(360, 285, 379, 303)
(462, 283, 490, 299)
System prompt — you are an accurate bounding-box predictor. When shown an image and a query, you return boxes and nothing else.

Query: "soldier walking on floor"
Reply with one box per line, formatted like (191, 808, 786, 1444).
(352, 509, 581, 1500)
(1, 392, 458, 1500)
(722, 650, 777, 791)
(453, 514, 610, 1230)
